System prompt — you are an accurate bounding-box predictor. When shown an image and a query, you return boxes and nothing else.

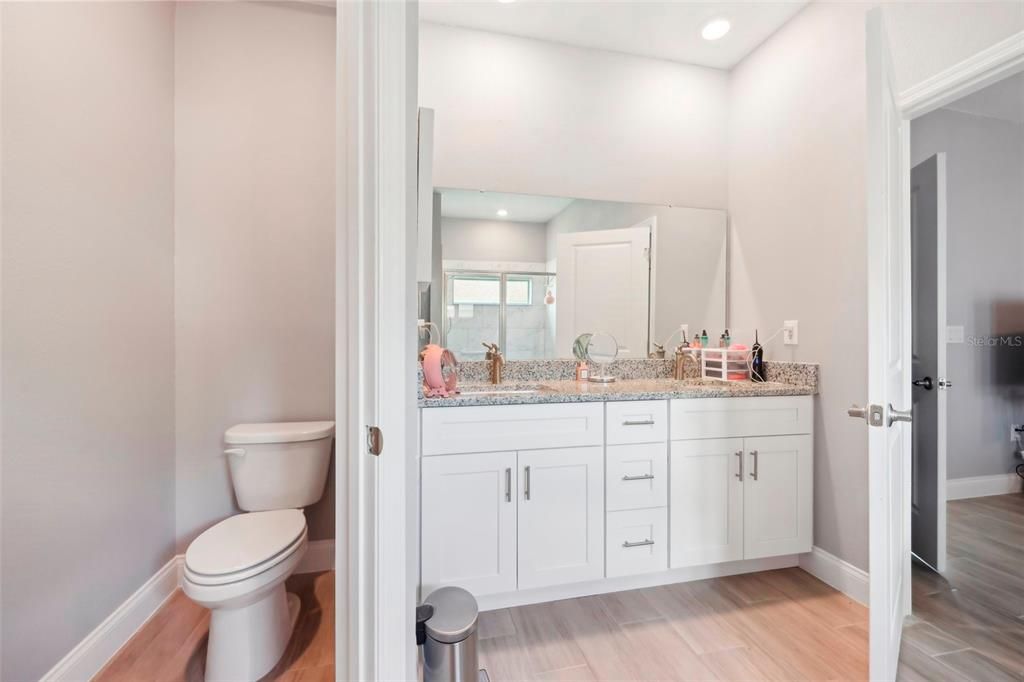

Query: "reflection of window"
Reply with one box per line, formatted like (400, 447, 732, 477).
(451, 276, 532, 306)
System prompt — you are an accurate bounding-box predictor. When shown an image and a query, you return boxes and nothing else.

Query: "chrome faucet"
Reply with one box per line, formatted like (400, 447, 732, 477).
(482, 342, 504, 384)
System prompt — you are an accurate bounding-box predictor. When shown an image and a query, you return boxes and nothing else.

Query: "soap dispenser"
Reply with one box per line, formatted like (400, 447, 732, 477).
(751, 330, 765, 383)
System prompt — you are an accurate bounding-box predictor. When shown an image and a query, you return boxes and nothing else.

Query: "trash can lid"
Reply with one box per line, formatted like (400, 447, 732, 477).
(423, 586, 479, 643)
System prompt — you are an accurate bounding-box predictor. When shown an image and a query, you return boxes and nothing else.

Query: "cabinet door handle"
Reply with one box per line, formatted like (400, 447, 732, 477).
(622, 419, 656, 426)
(505, 467, 512, 502)
(751, 450, 759, 481)
(622, 539, 655, 548)
(524, 465, 531, 501)
(622, 473, 655, 481)
(735, 450, 743, 481)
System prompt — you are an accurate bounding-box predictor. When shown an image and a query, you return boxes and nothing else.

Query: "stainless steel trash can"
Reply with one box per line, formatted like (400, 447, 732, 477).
(421, 586, 480, 682)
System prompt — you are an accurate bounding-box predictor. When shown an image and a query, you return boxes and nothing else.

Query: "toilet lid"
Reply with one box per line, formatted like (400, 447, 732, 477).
(186, 510, 306, 578)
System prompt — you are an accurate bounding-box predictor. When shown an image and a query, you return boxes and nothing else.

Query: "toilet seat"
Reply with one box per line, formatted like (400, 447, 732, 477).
(185, 509, 307, 587)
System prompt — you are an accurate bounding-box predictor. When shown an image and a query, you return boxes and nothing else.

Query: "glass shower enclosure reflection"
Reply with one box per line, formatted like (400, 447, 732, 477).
(442, 271, 557, 361)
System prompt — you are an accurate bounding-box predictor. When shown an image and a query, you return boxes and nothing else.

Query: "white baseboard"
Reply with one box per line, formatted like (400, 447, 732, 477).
(40, 538, 336, 682)
(477, 555, 799, 611)
(798, 546, 869, 606)
(297, 539, 336, 574)
(40, 556, 181, 682)
(947, 473, 1023, 500)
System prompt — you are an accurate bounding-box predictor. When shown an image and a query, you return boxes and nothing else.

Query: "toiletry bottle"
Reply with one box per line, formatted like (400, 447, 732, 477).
(719, 333, 726, 348)
(701, 330, 709, 347)
(576, 360, 590, 382)
(751, 330, 765, 383)
(724, 329, 731, 347)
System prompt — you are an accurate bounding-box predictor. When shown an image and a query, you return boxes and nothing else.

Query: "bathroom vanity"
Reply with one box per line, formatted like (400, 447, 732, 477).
(418, 372, 816, 610)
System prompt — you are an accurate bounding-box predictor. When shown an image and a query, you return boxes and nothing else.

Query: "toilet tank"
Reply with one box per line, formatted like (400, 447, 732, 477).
(224, 421, 335, 511)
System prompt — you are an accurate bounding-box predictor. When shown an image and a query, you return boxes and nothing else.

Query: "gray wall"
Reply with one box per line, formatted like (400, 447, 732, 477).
(728, 2, 870, 570)
(912, 108, 1024, 480)
(173, 1, 336, 549)
(1, 3, 176, 680)
(441, 217, 548, 264)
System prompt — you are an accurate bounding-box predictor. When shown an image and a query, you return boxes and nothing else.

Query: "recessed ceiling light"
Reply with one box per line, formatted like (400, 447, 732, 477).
(701, 18, 731, 41)
(496, 208, 509, 217)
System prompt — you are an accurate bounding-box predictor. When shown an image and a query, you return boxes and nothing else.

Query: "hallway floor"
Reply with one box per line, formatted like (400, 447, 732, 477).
(898, 493, 1024, 681)
(477, 567, 867, 681)
(95, 571, 334, 682)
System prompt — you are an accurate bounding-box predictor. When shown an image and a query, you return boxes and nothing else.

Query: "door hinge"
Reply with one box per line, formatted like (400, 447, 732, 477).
(367, 425, 383, 456)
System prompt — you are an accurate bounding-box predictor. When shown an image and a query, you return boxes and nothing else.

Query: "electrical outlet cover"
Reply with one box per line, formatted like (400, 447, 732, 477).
(784, 320, 799, 345)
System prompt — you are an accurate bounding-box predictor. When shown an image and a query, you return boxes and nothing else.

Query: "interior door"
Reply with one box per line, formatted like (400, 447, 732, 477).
(866, 9, 913, 681)
(421, 452, 518, 596)
(742, 435, 813, 559)
(910, 154, 948, 573)
(669, 438, 744, 567)
(555, 227, 650, 358)
(517, 446, 604, 590)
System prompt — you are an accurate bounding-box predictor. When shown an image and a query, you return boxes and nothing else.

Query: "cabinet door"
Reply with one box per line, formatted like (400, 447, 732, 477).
(743, 435, 813, 559)
(421, 451, 517, 596)
(670, 438, 744, 567)
(518, 446, 604, 589)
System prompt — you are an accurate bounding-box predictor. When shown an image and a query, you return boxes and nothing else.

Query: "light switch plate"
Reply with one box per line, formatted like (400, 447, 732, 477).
(783, 320, 799, 345)
(946, 325, 965, 344)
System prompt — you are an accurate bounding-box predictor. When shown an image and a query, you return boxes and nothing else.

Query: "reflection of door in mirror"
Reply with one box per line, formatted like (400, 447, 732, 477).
(443, 271, 557, 361)
(556, 226, 651, 358)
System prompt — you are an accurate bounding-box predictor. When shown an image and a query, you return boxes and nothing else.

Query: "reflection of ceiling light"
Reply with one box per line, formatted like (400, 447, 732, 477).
(498, 0, 515, 4)
(496, 208, 509, 217)
(701, 18, 731, 41)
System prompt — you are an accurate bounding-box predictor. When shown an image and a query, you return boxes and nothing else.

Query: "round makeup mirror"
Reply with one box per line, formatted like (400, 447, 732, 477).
(585, 332, 618, 383)
(572, 333, 593, 361)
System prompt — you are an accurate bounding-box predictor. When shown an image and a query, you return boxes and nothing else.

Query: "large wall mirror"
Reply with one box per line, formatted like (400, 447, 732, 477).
(423, 188, 728, 361)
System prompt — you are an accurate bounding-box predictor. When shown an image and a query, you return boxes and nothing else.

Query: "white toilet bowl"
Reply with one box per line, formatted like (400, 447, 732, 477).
(182, 509, 308, 682)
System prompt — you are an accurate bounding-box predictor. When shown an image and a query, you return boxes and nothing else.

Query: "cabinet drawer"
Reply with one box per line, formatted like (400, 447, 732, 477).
(606, 443, 667, 511)
(670, 396, 812, 440)
(606, 400, 668, 445)
(606, 508, 668, 577)
(422, 403, 604, 455)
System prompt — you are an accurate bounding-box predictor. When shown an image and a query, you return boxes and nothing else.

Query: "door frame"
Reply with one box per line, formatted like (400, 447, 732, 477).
(866, 16, 1024, 680)
(337, 0, 419, 680)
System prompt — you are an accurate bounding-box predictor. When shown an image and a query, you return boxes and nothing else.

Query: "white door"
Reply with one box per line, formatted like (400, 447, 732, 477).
(742, 435, 813, 560)
(669, 438, 744, 567)
(421, 452, 518, 596)
(518, 446, 604, 589)
(866, 9, 913, 680)
(555, 227, 650, 358)
(910, 154, 948, 573)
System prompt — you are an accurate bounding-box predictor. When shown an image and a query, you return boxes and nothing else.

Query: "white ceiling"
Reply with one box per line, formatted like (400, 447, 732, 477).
(440, 189, 574, 223)
(944, 72, 1024, 124)
(419, 1, 808, 70)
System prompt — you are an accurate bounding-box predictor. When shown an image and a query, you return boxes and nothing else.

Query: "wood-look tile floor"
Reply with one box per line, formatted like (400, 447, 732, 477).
(477, 567, 868, 681)
(95, 571, 334, 682)
(898, 493, 1024, 681)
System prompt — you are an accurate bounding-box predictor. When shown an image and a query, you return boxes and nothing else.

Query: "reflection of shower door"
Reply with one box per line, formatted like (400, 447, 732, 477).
(442, 271, 557, 362)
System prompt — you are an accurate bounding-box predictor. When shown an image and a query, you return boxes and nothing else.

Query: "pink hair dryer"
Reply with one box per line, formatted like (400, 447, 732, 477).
(420, 344, 459, 398)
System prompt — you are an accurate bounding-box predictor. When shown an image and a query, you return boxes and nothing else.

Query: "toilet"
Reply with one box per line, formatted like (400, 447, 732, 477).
(182, 421, 334, 682)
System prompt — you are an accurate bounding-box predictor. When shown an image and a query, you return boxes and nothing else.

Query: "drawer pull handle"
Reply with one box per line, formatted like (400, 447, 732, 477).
(622, 419, 656, 426)
(735, 450, 743, 481)
(622, 539, 655, 548)
(751, 450, 759, 481)
(622, 473, 655, 481)
(505, 467, 512, 502)
(524, 465, 531, 501)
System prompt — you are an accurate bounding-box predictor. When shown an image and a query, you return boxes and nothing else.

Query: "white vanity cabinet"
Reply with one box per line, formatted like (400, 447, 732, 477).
(669, 397, 814, 569)
(420, 403, 605, 597)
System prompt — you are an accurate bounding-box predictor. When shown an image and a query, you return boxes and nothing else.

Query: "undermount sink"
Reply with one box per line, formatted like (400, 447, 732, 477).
(459, 384, 545, 396)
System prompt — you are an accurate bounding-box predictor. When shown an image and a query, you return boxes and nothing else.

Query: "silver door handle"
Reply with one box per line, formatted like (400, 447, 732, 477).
(888, 404, 913, 426)
(505, 467, 511, 503)
(750, 450, 759, 481)
(622, 419, 656, 426)
(849, 403, 884, 427)
(735, 450, 743, 481)
(523, 465, 531, 501)
(622, 473, 655, 481)
(622, 539, 654, 548)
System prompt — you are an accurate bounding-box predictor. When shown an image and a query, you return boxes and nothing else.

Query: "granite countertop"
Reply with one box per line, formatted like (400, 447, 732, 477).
(419, 377, 816, 408)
